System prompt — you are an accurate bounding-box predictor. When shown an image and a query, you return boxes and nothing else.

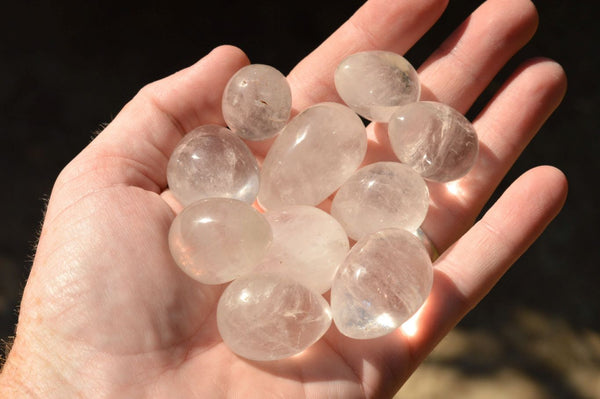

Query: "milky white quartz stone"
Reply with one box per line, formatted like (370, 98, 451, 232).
(331, 228, 433, 339)
(330, 162, 429, 241)
(258, 102, 367, 210)
(388, 101, 479, 182)
(166, 125, 259, 206)
(168, 198, 272, 285)
(222, 64, 292, 141)
(334, 51, 420, 122)
(254, 206, 349, 294)
(217, 273, 332, 361)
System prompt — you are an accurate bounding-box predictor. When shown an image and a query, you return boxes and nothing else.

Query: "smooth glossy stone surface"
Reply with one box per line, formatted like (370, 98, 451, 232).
(331, 228, 433, 339)
(217, 273, 332, 361)
(388, 101, 479, 182)
(334, 51, 420, 122)
(222, 64, 292, 141)
(258, 102, 367, 210)
(254, 206, 349, 294)
(330, 162, 429, 241)
(168, 198, 272, 285)
(166, 125, 259, 206)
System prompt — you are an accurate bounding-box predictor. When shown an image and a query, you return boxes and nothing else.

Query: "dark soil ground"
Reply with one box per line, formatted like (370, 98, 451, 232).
(2, 1, 598, 397)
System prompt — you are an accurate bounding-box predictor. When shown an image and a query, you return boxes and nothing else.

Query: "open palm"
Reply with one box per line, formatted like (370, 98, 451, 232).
(1, 0, 568, 398)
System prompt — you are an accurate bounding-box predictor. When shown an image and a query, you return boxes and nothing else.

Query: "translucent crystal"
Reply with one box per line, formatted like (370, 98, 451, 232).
(168, 198, 272, 285)
(331, 228, 433, 339)
(166, 125, 259, 206)
(222, 64, 292, 141)
(330, 162, 429, 241)
(334, 51, 420, 122)
(388, 101, 479, 182)
(258, 102, 367, 210)
(217, 273, 332, 361)
(254, 206, 349, 294)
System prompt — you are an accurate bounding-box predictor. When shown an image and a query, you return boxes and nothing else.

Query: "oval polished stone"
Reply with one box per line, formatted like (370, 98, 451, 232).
(254, 206, 350, 294)
(168, 198, 272, 285)
(331, 228, 433, 339)
(166, 125, 259, 206)
(388, 101, 479, 182)
(258, 102, 367, 210)
(222, 64, 292, 141)
(217, 273, 332, 361)
(330, 162, 429, 241)
(334, 51, 420, 122)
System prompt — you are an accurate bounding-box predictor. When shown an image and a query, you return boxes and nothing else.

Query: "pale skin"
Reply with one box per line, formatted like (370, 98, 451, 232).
(0, 0, 568, 397)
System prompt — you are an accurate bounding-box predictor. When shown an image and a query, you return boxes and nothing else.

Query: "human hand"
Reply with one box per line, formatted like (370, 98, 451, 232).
(0, 0, 567, 397)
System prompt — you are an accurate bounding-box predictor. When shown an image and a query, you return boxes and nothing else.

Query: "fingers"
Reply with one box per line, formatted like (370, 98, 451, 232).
(423, 58, 567, 251)
(287, 0, 449, 111)
(418, 0, 539, 113)
(56, 46, 250, 195)
(405, 165, 568, 368)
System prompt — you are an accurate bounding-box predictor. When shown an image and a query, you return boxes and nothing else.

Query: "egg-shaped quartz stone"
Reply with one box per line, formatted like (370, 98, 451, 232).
(258, 102, 367, 210)
(254, 206, 349, 294)
(217, 273, 332, 361)
(331, 228, 433, 339)
(330, 162, 429, 241)
(168, 198, 272, 285)
(222, 64, 292, 141)
(166, 125, 259, 207)
(388, 101, 479, 182)
(334, 51, 420, 122)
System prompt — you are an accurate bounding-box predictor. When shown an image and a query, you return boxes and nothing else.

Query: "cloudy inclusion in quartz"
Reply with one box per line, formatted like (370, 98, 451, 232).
(334, 51, 420, 122)
(168, 198, 272, 285)
(258, 102, 367, 210)
(217, 273, 332, 361)
(222, 64, 292, 141)
(331, 228, 433, 339)
(166, 125, 259, 206)
(330, 162, 429, 241)
(388, 101, 479, 182)
(254, 206, 349, 294)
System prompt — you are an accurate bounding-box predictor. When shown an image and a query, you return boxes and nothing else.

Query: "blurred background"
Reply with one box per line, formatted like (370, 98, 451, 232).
(1, 1, 598, 397)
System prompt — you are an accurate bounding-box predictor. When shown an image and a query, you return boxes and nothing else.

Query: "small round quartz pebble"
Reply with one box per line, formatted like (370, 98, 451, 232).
(388, 101, 479, 182)
(166, 125, 259, 207)
(330, 162, 429, 242)
(254, 206, 350, 294)
(222, 64, 292, 141)
(331, 228, 433, 339)
(258, 102, 367, 210)
(168, 198, 272, 285)
(334, 50, 420, 122)
(217, 273, 332, 361)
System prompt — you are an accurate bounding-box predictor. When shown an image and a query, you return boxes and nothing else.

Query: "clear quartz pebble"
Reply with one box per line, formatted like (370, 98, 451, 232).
(331, 228, 433, 339)
(258, 102, 367, 210)
(166, 125, 259, 206)
(222, 64, 292, 141)
(330, 162, 429, 242)
(217, 273, 332, 361)
(334, 50, 420, 122)
(388, 101, 479, 182)
(168, 198, 272, 285)
(254, 206, 350, 294)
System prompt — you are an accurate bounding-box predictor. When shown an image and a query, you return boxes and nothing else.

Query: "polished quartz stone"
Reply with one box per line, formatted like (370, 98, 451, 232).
(254, 206, 349, 294)
(222, 64, 292, 141)
(166, 125, 259, 206)
(388, 101, 479, 182)
(330, 162, 429, 241)
(168, 198, 272, 285)
(331, 228, 433, 339)
(217, 273, 332, 361)
(258, 102, 367, 210)
(334, 51, 420, 122)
